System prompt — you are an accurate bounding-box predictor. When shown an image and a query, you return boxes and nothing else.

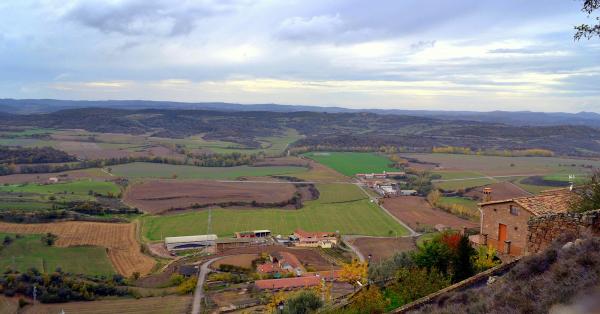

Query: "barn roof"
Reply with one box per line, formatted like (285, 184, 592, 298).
(164, 234, 218, 244)
(479, 187, 579, 216)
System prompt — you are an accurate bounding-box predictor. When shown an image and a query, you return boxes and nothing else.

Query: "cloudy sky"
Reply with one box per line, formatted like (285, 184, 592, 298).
(0, 0, 599, 112)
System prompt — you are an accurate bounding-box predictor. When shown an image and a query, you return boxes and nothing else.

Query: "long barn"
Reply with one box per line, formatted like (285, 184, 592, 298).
(164, 234, 218, 251)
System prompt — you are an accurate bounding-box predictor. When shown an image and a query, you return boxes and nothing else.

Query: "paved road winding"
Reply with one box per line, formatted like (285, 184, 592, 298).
(191, 257, 223, 314)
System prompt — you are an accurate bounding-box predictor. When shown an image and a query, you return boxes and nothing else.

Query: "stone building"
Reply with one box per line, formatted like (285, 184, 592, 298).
(471, 188, 578, 256)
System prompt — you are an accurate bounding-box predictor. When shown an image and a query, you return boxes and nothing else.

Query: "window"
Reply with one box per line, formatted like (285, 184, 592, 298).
(509, 205, 519, 216)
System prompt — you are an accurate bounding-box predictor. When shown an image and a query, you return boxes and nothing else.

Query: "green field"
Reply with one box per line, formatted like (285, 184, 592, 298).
(110, 162, 307, 180)
(141, 183, 408, 239)
(0, 233, 115, 276)
(0, 180, 121, 211)
(438, 197, 479, 213)
(303, 152, 399, 177)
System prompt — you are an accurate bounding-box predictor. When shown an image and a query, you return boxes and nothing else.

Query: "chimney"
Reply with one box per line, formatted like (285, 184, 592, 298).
(483, 187, 492, 202)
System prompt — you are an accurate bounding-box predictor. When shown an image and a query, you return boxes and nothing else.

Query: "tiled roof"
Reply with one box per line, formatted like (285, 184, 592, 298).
(278, 252, 303, 269)
(255, 276, 321, 290)
(294, 229, 335, 239)
(480, 188, 579, 216)
(257, 263, 281, 274)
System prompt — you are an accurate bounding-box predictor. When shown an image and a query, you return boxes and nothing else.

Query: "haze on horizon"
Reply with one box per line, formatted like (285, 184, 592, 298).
(0, 0, 599, 113)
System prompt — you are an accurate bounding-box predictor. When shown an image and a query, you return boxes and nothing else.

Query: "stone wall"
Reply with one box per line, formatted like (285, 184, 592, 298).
(527, 209, 600, 253)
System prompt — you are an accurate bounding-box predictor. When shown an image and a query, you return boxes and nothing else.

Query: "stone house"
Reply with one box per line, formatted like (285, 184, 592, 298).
(472, 188, 578, 256)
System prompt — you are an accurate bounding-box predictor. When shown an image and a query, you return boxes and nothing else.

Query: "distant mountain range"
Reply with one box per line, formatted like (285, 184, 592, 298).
(1, 98, 599, 128)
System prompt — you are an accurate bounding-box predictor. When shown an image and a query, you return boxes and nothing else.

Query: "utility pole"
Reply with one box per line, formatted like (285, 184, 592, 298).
(33, 284, 37, 305)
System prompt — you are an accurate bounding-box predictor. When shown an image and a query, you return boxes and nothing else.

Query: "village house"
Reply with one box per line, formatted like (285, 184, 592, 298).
(292, 229, 338, 248)
(472, 187, 578, 256)
(257, 251, 306, 277)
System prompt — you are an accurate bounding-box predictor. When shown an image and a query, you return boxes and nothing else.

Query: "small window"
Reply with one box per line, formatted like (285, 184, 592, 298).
(509, 205, 519, 216)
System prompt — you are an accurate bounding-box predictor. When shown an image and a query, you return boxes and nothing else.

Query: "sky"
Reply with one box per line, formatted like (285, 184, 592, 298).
(0, 0, 599, 112)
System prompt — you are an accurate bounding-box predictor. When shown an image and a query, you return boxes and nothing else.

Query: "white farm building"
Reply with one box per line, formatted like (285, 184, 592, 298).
(164, 234, 218, 251)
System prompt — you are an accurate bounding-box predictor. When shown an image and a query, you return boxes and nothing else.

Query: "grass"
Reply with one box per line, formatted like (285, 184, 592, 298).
(110, 162, 307, 180)
(438, 197, 478, 212)
(0, 233, 115, 276)
(303, 152, 399, 177)
(0, 180, 121, 211)
(433, 178, 496, 191)
(141, 183, 408, 240)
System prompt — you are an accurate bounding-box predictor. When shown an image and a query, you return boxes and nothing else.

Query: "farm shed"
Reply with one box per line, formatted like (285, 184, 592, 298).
(215, 237, 267, 251)
(164, 234, 217, 251)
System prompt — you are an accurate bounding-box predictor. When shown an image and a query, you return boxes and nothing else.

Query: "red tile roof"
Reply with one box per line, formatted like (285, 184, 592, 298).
(480, 187, 580, 216)
(257, 263, 281, 274)
(294, 229, 335, 239)
(255, 276, 321, 290)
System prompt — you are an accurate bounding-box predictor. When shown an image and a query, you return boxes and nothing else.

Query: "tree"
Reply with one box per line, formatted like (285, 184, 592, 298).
(41, 233, 57, 246)
(411, 236, 453, 275)
(571, 170, 600, 212)
(391, 267, 450, 306)
(451, 235, 476, 283)
(426, 189, 441, 207)
(283, 290, 323, 314)
(340, 259, 368, 289)
(349, 285, 389, 314)
(575, 0, 600, 40)
(473, 246, 500, 272)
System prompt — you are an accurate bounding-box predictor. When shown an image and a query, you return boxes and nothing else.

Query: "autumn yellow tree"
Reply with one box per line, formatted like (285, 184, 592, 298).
(340, 259, 368, 290)
(426, 189, 441, 207)
(350, 285, 389, 314)
(267, 291, 286, 313)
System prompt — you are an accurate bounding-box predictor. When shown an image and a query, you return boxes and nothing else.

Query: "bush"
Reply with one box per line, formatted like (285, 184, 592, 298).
(177, 277, 197, 295)
(283, 290, 323, 314)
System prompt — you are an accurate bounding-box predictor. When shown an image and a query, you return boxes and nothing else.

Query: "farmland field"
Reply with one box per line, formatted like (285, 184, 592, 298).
(382, 196, 478, 231)
(0, 168, 112, 184)
(110, 162, 307, 179)
(0, 180, 121, 211)
(124, 179, 299, 214)
(0, 233, 115, 276)
(303, 152, 399, 177)
(141, 183, 408, 239)
(348, 237, 416, 263)
(403, 153, 600, 176)
(21, 295, 192, 314)
(464, 181, 531, 201)
(0, 222, 155, 276)
(433, 177, 497, 191)
(437, 197, 479, 215)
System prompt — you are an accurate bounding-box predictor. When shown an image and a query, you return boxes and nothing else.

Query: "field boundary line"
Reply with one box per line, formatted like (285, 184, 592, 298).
(431, 173, 546, 182)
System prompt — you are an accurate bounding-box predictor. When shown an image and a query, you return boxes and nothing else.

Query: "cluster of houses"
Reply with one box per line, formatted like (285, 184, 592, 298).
(164, 229, 339, 253)
(355, 171, 417, 197)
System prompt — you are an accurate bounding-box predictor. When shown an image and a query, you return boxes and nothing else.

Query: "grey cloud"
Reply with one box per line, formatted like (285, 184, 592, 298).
(64, 0, 247, 36)
(410, 40, 436, 51)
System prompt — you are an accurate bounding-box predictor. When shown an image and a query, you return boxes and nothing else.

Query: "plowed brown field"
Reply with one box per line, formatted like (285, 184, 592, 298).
(0, 221, 155, 277)
(382, 196, 479, 231)
(124, 179, 298, 213)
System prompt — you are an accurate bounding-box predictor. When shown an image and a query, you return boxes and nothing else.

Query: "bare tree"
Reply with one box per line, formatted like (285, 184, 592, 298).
(575, 0, 600, 40)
